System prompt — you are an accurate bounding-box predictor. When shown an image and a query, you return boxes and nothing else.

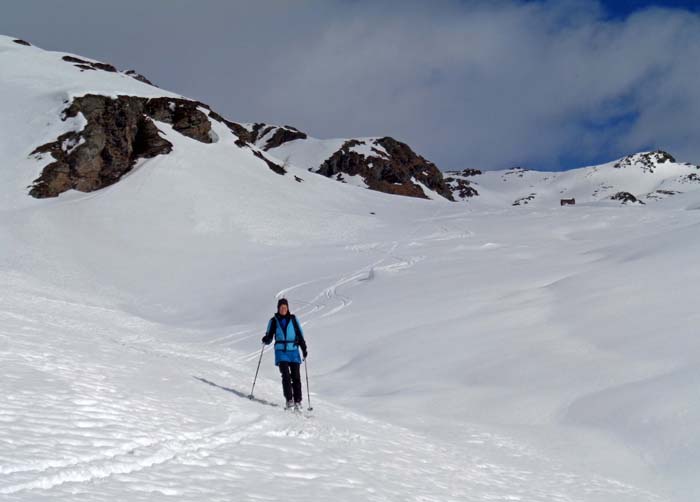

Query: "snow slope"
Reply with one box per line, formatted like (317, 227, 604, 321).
(1, 35, 699, 501)
(448, 151, 700, 207)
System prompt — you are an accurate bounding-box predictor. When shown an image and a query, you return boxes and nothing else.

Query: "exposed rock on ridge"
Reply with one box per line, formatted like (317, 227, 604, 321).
(315, 137, 453, 200)
(610, 191, 645, 204)
(30, 94, 290, 198)
(30, 95, 218, 197)
(245, 124, 308, 151)
(444, 169, 482, 199)
(614, 150, 675, 173)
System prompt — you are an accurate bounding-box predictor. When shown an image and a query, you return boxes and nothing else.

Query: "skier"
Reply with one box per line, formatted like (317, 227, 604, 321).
(262, 298, 308, 410)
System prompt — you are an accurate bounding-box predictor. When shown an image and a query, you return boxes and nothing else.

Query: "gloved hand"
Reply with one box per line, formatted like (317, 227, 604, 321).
(302, 348, 308, 359)
(262, 334, 272, 345)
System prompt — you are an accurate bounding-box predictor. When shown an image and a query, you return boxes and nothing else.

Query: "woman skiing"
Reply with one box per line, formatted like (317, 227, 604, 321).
(262, 298, 308, 410)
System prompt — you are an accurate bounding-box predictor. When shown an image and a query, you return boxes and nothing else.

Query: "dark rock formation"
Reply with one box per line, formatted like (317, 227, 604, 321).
(205, 110, 251, 146)
(444, 177, 479, 199)
(203, 120, 449, 201)
(13, 39, 31, 46)
(446, 168, 482, 177)
(646, 190, 680, 201)
(504, 167, 529, 178)
(200, 113, 286, 172)
(125, 70, 156, 86)
(238, 124, 308, 150)
(144, 98, 212, 143)
(315, 137, 453, 200)
(251, 150, 286, 176)
(513, 193, 536, 206)
(614, 150, 675, 173)
(61, 55, 159, 88)
(261, 126, 307, 150)
(610, 191, 644, 204)
(62, 55, 117, 73)
(26, 77, 443, 201)
(29, 95, 218, 197)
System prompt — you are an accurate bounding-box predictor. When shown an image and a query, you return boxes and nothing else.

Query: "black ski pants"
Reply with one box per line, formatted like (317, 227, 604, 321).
(278, 362, 302, 403)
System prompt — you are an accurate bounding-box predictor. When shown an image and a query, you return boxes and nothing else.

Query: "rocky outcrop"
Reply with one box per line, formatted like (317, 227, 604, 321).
(205, 111, 251, 147)
(251, 150, 286, 176)
(444, 169, 482, 200)
(261, 126, 307, 150)
(449, 168, 482, 177)
(684, 173, 700, 183)
(198, 119, 452, 200)
(29, 95, 216, 197)
(503, 167, 529, 178)
(143, 98, 213, 143)
(445, 177, 479, 199)
(63, 55, 117, 73)
(228, 123, 308, 151)
(315, 137, 453, 200)
(20, 45, 445, 201)
(232, 123, 451, 200)
(61, 54, 159, 88)
(610, 191, 644, 204)
(646, 189, 680, 201)
(513, 193, 536, 206)
(124, 70, 156, 87)
(29, 94, 289, 197)
(244, 124, 307, 150)
(614, 150, 675, 173)
(13, 39, 31, 46)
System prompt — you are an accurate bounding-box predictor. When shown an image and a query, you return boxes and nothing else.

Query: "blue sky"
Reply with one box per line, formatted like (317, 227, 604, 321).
(601, 0, 700, 18)
(2, 0, 700, 171)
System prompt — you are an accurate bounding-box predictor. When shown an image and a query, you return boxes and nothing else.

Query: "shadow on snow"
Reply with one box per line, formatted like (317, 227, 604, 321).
(193, 376, 280, 408)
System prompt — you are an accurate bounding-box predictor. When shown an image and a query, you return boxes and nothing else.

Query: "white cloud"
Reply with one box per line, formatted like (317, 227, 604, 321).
(238, 1, 700, 170)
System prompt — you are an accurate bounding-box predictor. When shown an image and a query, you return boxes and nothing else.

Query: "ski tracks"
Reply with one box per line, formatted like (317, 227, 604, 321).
(279, 206, 458, 327)
(0, 415, 267, 495)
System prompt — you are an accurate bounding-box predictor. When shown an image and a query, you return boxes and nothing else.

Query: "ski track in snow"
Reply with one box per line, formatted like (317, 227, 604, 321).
(281, 206, 448, 328)
(0, 309, 664, 502)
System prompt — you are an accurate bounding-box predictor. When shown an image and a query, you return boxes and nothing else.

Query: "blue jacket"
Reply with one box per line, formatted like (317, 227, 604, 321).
(264, 314, 307, 366)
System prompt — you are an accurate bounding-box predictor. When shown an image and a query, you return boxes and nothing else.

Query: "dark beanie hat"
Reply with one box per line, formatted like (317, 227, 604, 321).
(277, 298, 289, 309)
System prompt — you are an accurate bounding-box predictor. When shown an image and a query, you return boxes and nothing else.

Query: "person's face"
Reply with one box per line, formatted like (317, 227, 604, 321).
(278, 304, 288, 316)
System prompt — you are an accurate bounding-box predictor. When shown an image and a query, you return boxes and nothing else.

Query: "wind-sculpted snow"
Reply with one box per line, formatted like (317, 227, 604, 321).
(0, 269, 668, 501)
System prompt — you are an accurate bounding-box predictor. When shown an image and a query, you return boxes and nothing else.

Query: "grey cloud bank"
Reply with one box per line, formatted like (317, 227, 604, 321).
(2, 0, 699, 171)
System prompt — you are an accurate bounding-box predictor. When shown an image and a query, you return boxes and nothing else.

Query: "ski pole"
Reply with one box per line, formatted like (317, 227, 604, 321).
(249, 343, 265, 399)
(304, 358, 313, 411)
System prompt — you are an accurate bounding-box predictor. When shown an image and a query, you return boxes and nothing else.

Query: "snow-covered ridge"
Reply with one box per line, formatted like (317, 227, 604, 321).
(240, 122, 453, 200)
(0, 35, 453, 203)
(446, 150, 700, 207)
(6, 34, 693, 208)
(0, 36, 175, 100)
(0, 35, 307, 201)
